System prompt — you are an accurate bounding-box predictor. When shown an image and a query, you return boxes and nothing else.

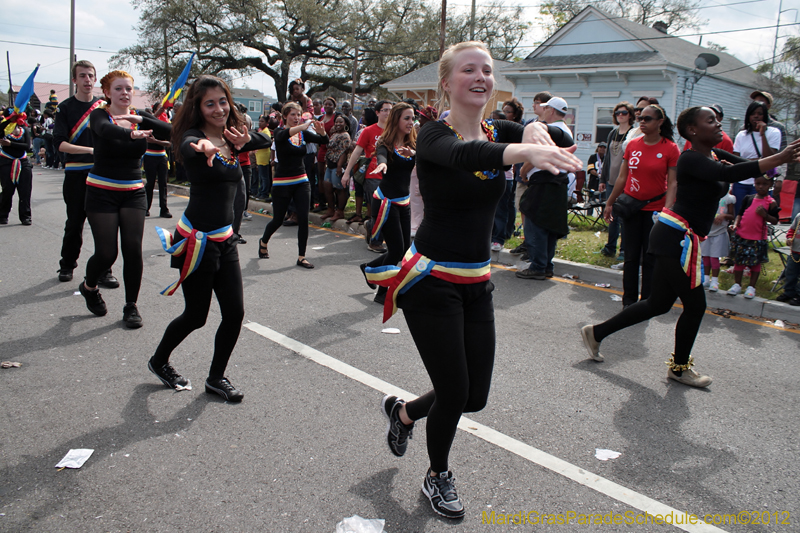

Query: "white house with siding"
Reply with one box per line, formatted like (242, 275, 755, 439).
(500, 6, 768, 164)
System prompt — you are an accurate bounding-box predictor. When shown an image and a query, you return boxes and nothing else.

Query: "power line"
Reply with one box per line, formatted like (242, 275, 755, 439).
(0, 39, 117, 54)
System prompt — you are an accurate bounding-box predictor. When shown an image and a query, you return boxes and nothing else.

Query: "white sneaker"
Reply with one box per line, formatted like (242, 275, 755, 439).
(490, 242, 502, 252)
(727, 283, 741, 296)
(703, 278, 711, 289)
(744, 286, 756, 299)
(709, 279, 719, 292)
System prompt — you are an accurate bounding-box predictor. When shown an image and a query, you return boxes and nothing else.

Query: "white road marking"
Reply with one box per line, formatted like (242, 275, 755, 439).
(245, 321, 728, 533)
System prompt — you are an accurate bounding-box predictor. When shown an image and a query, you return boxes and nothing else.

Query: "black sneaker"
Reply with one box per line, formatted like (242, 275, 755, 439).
(21, 218, 32, 226)
(374, 291, 386, 305)
(0, 218, 7, 225)
(515, 268, 546, 280)
(509, 244, 525, 255)
(97, 271, 120, 289)
(79, 281, 107, 316)
(381, 395, 414, 456)
(600, 247, 615, 257)
(205, 377, 244, 402)
(148, 359, 190, 389)
(776, 293, 794, 302)
(58, 268, 74, 282)
(122, 302, 143, 329)
(160, 210, 173, 218)
(368, 243, 387, 254)
(422, 469, 465, 519)
(545, 270, 554, 278)
(145, 210, 150, 217)
(360, 263, 377, 289)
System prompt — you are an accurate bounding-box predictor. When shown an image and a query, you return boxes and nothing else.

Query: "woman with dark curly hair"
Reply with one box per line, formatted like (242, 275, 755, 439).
(582, 106, 800, 387)
(148, 75, 271, 401)
(731, 100, 781, 215)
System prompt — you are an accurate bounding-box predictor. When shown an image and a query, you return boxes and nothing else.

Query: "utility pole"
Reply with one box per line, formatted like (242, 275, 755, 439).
(771, 0, 783, 78)
(439, 0, 447, 58)
(164, 25, 170, 93)
(469, 0, 476, 41)
(69, 0, 75, 96)
(351, 48, 358, 106)
(6, 52, 13, 105)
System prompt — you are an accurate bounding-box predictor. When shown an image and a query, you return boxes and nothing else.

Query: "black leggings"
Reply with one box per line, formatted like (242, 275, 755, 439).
(593, 255, 706, 365)
(621, 210, 656, 305)
(367, 203, 410, 295)
(260, 183, 311, 256)
(151, 258, 244, 379)
(143, 155, 168, 212)
(402, 279, 496, 474)
(85, 209, 145, 303)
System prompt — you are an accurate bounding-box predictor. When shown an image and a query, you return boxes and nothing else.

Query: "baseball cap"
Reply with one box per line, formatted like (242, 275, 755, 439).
(543, 97, 568, 114)
(708, 103, 724, 119)
(749, 90, 773, 105)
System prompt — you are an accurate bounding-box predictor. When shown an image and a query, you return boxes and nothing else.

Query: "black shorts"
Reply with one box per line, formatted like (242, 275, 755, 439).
(84, 185, 147, 213)
(398, 276, 495, 321)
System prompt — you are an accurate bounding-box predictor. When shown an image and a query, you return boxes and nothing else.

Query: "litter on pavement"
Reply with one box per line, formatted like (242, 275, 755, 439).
(381, 328, 400, 334)
(56, 449, 95, 469)
(335, 515, 385, 533)
(595, 449, 621, 461)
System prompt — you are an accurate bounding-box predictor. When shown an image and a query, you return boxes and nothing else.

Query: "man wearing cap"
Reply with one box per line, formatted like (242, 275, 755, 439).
(683, 104, 733, 153)
(516, 96, 574, 280)
(340, 101, 359, 140)
(751, 90, 787, 203)
(587, 142, 606, 191)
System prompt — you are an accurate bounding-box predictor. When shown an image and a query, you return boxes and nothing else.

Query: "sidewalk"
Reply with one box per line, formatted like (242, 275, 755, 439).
(169, 183, 800, 324)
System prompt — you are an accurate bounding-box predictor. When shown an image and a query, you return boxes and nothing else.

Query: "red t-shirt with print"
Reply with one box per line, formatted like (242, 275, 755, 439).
(356, 123, 384, 179)
(623, 136, 679, 211)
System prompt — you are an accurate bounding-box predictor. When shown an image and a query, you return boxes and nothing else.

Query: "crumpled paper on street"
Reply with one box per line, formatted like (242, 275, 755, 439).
(55, 449, 95, 469)
(1, 361, 22, 368)
(335, 515, 385, 533)
(595, 448, 621, 461)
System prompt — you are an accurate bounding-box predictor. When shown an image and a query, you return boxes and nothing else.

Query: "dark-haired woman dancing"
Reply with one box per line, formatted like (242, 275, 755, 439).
(149, 75, 271, 401)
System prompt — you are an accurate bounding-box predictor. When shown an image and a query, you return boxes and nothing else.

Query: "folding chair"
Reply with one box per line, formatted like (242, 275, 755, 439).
(568, 174, 607, 229)
(767, 223, 791, 292)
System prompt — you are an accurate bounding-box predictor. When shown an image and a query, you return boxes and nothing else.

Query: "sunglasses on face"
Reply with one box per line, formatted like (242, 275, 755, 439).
(634, 107, 645, 113)
(614, 110, 629, 116)
(639, 115, 659, 123)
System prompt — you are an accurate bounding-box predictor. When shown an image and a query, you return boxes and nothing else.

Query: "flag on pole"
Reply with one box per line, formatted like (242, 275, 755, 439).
(161, 52, 195, 106)
(3, 64, 39, 135)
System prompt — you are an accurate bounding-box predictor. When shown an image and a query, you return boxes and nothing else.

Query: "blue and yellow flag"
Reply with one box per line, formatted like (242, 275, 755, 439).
(3, 64, 39, 135)
(161, 52, 195, 106)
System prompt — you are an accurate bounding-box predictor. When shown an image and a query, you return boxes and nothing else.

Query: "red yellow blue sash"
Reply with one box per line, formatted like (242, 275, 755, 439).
(370, 187, 410, 243)
(65, 162, 93, 172)
(87, 172, 145, 191)
(273, 173, 309, 186)
(0, 149, 24, 184)
(155, 214, 234, 295)
(145, 149, 167, 157)
(68, 99, 105, 143)
(365, 244, 491, 322)
(658, 208, 706, 289)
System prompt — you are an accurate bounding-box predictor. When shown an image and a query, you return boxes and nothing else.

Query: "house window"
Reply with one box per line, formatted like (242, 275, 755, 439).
(249, 100, 261, 113)
(563, 107, 577, 137)
(595, 106, 615, 144)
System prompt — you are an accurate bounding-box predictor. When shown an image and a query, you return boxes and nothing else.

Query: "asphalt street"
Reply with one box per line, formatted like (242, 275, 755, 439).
(1, 167, 798, 532)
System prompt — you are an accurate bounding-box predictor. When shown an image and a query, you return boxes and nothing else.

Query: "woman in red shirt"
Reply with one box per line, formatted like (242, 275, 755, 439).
(603, 104, 678, 306)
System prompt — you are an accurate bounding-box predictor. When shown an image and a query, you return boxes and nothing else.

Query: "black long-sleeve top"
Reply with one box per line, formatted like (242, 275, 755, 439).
(89, 109, 171, 180)
(375, 144, 415, 198)
(648, 149, 761, 257)
(273, 127, 328, 178)
(181, 129, 271, 232)
(54, 96, 100, 167)
(0, 127, 31, 168)
(415, 119, 520, 263)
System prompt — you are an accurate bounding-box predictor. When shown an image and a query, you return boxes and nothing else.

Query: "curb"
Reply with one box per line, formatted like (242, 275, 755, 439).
(168, 183, 800, 324)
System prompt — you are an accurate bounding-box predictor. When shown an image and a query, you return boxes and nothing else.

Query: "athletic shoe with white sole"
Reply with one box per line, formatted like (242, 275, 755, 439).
(490, 241, 502, 252)
(708, 279, 719, 292)
(205, 377, 244, 402)
(422, 469, 465, 519)
(727, 283, 741, 296)
(381, 395, 414, 456)
(667, 368, 712, 388)
(148, 360, 190, 389)
(744, 286, 756, 299)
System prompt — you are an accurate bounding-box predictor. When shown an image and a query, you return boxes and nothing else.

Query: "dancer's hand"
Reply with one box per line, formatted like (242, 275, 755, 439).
(189, 139, 219, 167)
(224, 127, 250, 151)
(371, 163, 386, 175)
(523, 143, 580, 175)
(396, 146, 415, 158)
(113, 114, 143, 124)
(310, 120, 326, 136)
(522, 121, 556, 146)
(131, 129, 154, 141)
